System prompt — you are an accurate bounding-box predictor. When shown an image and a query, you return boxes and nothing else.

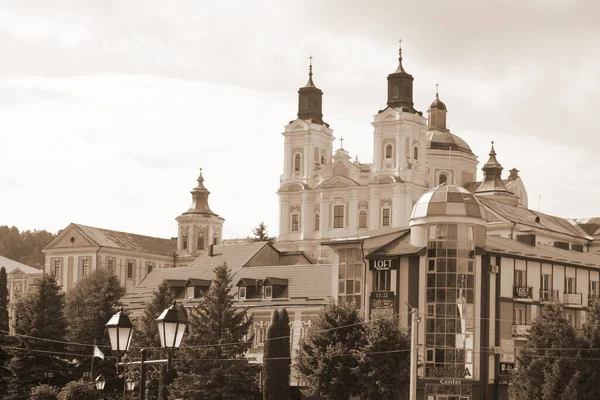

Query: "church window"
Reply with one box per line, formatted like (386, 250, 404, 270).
(291, 214, 300, 232)
(53, 259, 61, 277)
(321, 155, 325, 164)
(334, 205, 344, 229)
(82, 258, 89, 276)
(182, 236, 188, 250)
(294, 154, 301, 172)
(382, 208, 391, 226)
(314, 213, 320, 231)
(439, 174, 447, 185)
(127, 261, 134, 279)
(413, 146, 419, 161)
(385, 144, 393, 159)
(197, 236, 205, 251)
(147, 262, 154, 275)
(358, 211, 367, 228)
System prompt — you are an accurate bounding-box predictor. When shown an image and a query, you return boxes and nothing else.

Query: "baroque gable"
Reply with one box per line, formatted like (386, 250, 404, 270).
(44, 224, 97, 249)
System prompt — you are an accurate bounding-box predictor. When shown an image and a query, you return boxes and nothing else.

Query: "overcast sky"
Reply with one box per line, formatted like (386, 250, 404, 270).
(1, 0, 599, 240)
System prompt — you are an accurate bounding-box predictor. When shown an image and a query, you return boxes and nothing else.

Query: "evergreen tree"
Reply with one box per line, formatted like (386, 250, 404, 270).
(355, 313, 410, 399)
(170, 263, 260, 400)
(0, 267, 8, 333)
(295, 300, 365, 400)
(250, 222, 273, 242)
(64, 267, 125, 380)
(512, 304, 583, 400)
(8, 274, 72, 397)
(263, 309, 290, 400)
(0, 267, 11, 397)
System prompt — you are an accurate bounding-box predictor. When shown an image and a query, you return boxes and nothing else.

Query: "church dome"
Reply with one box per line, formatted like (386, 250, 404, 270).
(411, 184, 485, 219)
(429, 96, 447, 111)
(427, 130, 473, 155)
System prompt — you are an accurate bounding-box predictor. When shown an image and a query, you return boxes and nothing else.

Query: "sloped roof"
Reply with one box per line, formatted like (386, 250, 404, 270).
(482, 236, 600, 268)
(463, 179, 518, 194)
(72, 223, 177, 256)
(477, 197, 590, 239)
(365, 231, 424, 258)
(0, 255, 43, 275)
(570, 218, 600, 237)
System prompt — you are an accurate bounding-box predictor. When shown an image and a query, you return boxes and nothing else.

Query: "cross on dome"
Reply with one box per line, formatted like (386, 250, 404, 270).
(339, 136, 344, 149)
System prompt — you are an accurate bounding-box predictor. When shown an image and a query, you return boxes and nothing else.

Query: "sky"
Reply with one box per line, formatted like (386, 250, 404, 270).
(0, 0, 599, 240)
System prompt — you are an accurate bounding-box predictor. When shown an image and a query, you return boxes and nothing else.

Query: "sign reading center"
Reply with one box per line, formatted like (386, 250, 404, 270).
(369, 258, 398, 271)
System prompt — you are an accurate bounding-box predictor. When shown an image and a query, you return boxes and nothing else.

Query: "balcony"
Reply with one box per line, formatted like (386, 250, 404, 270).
(513, 286, 533, 300)
(540, 289, 559, 303)
(563, 292, 583, 307)
(512, 324, 531, 338)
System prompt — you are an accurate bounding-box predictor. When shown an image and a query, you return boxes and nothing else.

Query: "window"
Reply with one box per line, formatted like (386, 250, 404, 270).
(147, 262, 154, 275)
(182, 236, 188, 250)
(514, 269, 526, 287)
(413, 146, 419, 161)
(299, 320, 312, 340)
(358, 211, 367, 228)
(197, 236, 205, 250)
(541, 274, 551, 301)
(565, 277, 575, 294)
(294, 154, 301, 172)
(338, 248, 362, 308)
(107, 258, 114, 272)
(373, 269, 391, 292)
(314, 213, 320, 231)
(513, 305, 525, 325)
(321, 155, 325, 164)
(334, 205, 344, 229)
(591, 281, 599, 297)
(253, 322, 269, 347)
(265, 286, 273, 298)
(82, 258, 89, 276)
(385, 144, 393, 159)
(439, 174, 447, 185)
(53, 259, 61, 277)
(127, 261, 134, 279)
(187, 286, 194, 299)
(382, 208, 391, 227)
(239, 287, 246, 299)
(291, 214, 300, 232)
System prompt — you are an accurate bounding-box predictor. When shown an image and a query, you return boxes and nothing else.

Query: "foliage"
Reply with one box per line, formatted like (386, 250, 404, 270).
(58, 379, 99, 400)
(295, 299, 365, 400)
(263, 309, 291, 400)
(355, 313, 410, 399)
(7, 274, 73, 396)
(0, 225, 55, 267)
(0, 267, 8, 333)
(170, 262, 260, 400)
(29, 384, 59, 400)
(64, 267, 125, 380)
(512, 304, 584, 400)
(250, 222, 273, 242)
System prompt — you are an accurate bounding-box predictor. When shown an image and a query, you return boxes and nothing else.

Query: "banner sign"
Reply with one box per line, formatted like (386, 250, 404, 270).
(369, 258, 398, 271)
(370, 291, 395, 315)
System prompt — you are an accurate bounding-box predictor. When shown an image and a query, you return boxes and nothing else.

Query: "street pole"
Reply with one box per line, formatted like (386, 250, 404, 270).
(409, 307, 419, 400)
(140, 349, 147, 400)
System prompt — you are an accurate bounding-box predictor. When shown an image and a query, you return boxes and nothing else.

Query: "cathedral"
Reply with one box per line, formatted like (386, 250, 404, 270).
(275, 44, 527, 262)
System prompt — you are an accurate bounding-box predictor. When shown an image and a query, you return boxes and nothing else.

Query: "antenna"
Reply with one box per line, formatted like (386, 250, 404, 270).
(538, 194, 541, 212)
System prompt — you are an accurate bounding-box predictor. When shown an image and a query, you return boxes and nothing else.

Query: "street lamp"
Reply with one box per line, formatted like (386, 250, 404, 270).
(156, 300, 188, 372)
(105, 307, 134, 357)
(126, 377, 136, 391)
(94, 374, 106, 391)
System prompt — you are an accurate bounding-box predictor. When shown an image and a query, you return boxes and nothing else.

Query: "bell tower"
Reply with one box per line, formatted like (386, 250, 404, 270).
(386, 40, 417, 113)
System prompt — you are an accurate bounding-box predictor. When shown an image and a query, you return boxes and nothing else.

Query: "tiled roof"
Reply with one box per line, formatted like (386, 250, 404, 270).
(463, 179, 516, 194)
(0, 255, 43, 275)
(477, 197, 590, 239)
(482, 236, 600, 268)
(73, 223, 177, 256)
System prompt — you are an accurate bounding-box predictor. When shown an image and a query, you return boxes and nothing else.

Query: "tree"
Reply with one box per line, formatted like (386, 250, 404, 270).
(295, 300, 365, 400)
(512, 304, 584, 400)
(263, 309, 290, 400)
(355, 313, 410, 399)
(58, 379, 99, 400)
(29, 384, 59, 400)
(8, 274, 73, 397)
(0, 226, 55, 267)
(0, 267, 8, 333)
(250, 222, 273, 242)
(64, 267, 125, 380)
(170, 263, 260, 400)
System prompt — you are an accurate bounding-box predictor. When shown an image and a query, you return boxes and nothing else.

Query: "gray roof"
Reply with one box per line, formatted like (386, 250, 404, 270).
(0, 255, 43, 275)
(570, 217, 600, 237)
(365, 231, 424, 258)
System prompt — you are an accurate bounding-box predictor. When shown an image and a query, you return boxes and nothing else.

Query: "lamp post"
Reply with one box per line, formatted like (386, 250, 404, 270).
(105, 301, 188, 400)
(94, 374, 106, 391)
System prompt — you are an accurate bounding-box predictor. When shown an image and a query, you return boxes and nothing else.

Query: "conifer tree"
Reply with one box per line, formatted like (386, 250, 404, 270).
(250, 222, 273, 242)
(170, 263, 260, 399)
(263, 309, 290, 400)
(0, 267, 8, 333)
(295, 300, 365, 400)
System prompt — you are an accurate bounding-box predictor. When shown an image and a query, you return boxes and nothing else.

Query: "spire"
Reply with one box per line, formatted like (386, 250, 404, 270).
(475, 142, 513, 197)
(297, 55, 325, 125)
(386, 39, 416, 113)
(183, 169, 218, 216)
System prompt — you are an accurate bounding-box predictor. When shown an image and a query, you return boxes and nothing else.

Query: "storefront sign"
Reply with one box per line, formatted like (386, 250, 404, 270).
(426, 365, 472, 378)
(499, 362, 515, 375)
(369, 258, 398, 271)
(513, 286, 533, 299)
(370, 291, 395, 315)
(496, 379, 511, 385)
(439, 379, 462, 385)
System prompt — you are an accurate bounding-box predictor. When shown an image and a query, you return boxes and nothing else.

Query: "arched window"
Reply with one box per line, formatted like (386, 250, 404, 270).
(358, 211, 367, 228)
(385, 144, 393, 159)
(439, 174, 447, 185)
(294, 154, 301, 172)
(413, 146, 419, 161)
(321, 155, 325, 164)
(314, 213, 320, 231)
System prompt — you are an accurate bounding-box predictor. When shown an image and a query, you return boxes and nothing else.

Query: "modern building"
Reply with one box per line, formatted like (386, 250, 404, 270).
(42, 169, 224, 292)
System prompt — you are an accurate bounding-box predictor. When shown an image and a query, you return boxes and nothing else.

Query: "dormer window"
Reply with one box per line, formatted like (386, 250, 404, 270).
(265, 286, 273, 299)
(187, 286, 194, 299)
(239, 286, 246, 299)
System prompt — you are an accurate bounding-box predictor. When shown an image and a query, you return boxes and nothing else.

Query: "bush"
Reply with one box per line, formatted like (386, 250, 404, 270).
(29, 384, 59, 400)
(58, 380, 99, 400)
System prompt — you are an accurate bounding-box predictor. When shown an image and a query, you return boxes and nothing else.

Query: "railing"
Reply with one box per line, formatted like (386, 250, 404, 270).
(563, 292, 583, 306)
(512, 324, 531, 337)
(513, 286, 533, 299)
(540, 289, 559, 302)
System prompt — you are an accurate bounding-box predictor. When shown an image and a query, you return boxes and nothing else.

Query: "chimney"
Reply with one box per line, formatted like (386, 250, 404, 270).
(208, 244, 214, 257)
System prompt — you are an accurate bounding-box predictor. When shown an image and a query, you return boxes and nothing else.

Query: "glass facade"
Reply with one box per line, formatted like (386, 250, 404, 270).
(338, 248, 362, 308)
(425, 223, 476, 380)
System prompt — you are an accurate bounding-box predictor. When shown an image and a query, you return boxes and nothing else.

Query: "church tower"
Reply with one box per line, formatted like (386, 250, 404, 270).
(175, 169, 224, 267)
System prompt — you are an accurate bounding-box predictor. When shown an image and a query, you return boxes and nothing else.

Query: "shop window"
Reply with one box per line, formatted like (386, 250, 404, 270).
(373, 269, 391, 292)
